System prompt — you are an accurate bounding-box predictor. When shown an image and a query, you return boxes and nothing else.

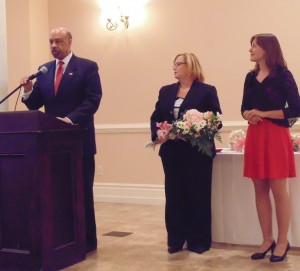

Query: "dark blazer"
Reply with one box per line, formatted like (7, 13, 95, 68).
(22, 54, 102, 156)
(150, 80, 222, 141)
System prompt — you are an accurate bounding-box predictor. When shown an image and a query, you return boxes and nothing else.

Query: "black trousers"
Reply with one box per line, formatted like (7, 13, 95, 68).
(160, 141, 213, 249)
(82, 155, 97, 249)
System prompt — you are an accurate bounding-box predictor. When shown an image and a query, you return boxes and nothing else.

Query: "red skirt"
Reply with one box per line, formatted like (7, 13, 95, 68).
(244, 119, 296, 179)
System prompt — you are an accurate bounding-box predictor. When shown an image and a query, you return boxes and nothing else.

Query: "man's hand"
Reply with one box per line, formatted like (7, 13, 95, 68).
(57, 117, 72, 124)
(20, 77, 33, 93)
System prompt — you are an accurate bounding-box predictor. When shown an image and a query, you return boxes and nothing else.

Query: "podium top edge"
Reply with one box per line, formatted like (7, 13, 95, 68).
(0, 110, 80, 133)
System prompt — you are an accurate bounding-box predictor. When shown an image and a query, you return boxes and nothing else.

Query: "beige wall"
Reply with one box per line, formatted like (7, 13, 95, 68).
(0, 0, 8, 111)
(5, 0, 300, 186)
(6, 0, 49, 111)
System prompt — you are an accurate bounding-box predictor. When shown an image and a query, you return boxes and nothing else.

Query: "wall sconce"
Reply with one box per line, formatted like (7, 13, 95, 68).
(106, 15, 129, 31)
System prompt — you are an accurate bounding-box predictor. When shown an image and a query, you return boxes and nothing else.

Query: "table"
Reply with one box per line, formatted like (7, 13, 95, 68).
(211, 150, 300, 247)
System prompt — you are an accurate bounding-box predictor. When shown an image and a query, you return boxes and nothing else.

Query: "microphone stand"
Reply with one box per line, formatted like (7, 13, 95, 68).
(0, 83, 23, 104)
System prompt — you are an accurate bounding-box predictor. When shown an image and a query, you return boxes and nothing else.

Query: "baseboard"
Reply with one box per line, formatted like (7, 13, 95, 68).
(93, 182, 165, 205)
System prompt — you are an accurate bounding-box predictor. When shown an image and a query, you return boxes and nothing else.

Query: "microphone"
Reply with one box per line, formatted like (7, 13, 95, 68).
(27, 66, 48, 81)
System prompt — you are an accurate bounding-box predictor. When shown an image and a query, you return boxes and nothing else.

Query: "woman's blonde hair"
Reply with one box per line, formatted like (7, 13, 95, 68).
(174, 53, 205, 82)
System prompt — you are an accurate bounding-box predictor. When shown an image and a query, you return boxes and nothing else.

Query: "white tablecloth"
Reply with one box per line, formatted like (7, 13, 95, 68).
(211, 150, 300, 247)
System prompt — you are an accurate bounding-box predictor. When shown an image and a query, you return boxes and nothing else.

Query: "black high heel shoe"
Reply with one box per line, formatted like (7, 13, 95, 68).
(270, 242, 290, 262)
(251, 241, 276, 260)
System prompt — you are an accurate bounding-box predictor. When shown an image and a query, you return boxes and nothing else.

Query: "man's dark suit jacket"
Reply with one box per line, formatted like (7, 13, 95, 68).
(22, 54, 102, 156)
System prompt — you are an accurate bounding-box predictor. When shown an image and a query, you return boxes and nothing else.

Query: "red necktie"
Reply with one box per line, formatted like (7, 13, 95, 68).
(54, 61, 64, 94)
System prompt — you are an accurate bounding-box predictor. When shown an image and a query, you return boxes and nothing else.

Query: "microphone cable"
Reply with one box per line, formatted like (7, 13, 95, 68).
(13, 86, 22, 111)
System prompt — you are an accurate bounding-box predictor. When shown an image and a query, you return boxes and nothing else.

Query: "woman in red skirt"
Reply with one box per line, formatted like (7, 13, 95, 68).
(241, 34, 300, 262)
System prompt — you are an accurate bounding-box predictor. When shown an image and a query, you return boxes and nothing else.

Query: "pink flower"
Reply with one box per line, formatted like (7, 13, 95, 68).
(294, 137, 300, 146)
(228, 130, 246, 152)
(148, 110, 222, 157)
(183, 109, 204, 125)
(157, 121, 172, 132)
(232, 138, 245, 152)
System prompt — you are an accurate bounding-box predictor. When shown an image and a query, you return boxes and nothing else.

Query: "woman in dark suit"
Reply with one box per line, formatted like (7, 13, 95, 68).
(150, 53, 222, 254)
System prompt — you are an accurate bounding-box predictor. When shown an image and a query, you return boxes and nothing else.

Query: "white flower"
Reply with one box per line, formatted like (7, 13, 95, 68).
(228, 129, 246, 144)
(194, 121, 206, 131)
(228, 129, 246, 151)
(150, 109, 222, 157)
(291, 133, 300, 151)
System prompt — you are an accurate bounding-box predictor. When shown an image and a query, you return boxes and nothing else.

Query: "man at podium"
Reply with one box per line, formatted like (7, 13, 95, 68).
(20, 26, 102, 254)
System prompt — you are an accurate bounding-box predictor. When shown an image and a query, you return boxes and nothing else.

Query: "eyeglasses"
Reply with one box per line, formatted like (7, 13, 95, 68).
(173, 62, 187, 68)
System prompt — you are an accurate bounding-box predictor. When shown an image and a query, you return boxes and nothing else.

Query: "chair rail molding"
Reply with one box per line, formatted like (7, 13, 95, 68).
(94, 120, 268, 134)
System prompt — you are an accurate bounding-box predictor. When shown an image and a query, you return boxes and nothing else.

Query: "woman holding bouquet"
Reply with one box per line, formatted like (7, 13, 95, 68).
(241, 34, 300, 262)
(150, 53, 222, 254)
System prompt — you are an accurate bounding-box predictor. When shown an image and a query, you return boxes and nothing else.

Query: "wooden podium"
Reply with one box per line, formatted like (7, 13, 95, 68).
(0, 111, 86, 270)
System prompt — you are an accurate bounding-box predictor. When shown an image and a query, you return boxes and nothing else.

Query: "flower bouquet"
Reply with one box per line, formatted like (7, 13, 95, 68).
(147, 109, 222, 157)
(291, 133, 300, 152)
(228, 129, 246, 152)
